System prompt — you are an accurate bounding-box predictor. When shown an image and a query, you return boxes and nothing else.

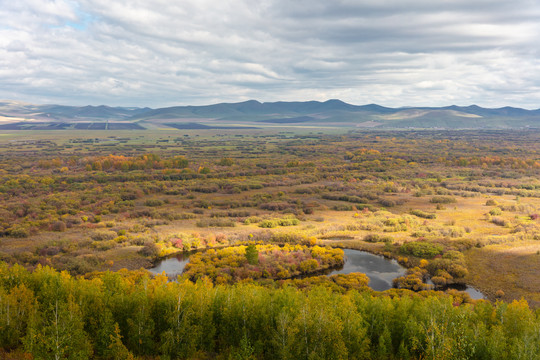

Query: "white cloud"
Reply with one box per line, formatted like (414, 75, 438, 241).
(0, 0, 539, 108)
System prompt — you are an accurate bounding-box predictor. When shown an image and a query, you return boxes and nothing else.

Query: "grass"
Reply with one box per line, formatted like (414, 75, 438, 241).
(465, 241, 540, 307)
(1, 129, 540, 307)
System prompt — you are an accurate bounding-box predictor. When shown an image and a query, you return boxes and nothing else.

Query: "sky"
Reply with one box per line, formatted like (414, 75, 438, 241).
(1, 0, 540, 109)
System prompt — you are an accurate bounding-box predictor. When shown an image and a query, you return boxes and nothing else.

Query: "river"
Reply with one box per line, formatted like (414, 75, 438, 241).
(149, 248, 485, 298)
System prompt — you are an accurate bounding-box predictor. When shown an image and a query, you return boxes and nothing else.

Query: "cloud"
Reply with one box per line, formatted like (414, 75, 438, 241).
(0, 0, 540, 108)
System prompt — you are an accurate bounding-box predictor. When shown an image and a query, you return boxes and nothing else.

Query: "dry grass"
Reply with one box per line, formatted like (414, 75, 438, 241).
(465, 241, 540, 307)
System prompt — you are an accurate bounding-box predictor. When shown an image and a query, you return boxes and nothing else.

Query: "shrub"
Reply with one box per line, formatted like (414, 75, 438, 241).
(8, 226, 30, 238)
(259, 220, 277, 228)
(90, 230, 117, 241)
(400, 241, 443, 258)
(491, 217, 509, 227)
(430, 196, 456, 204)
(299, 259, 319, 273)
(410, 209, 436, 219)
(332, 204, 354, 211)
(277, 217, 299, 226)
(244, 216, 262, 225)
(144, 199, 164, 207)
(218, 158, 234, 166)
(431, 276, 447, 287)
(51, 221, 67, 232)
(393, 268, 429, 291)
(138, 242, 160, 257)
(363, 234, 393, 243)
(442, 250, 465, 262)
(379, 199, 397, 207)
(270, 232, 307, 244)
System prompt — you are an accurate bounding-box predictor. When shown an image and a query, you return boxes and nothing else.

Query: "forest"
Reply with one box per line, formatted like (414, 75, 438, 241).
(0, 129, 540, 359)
(1, 263, 539, 360)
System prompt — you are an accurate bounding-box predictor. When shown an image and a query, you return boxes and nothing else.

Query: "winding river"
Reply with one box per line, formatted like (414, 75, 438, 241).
(149, 248, 484, 297)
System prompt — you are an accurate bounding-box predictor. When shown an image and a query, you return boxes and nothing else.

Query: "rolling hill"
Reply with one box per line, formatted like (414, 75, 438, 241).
(1, 99, 539, 130)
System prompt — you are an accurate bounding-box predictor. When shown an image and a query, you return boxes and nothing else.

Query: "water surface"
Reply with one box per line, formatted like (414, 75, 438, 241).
(148, 252, 192, 278)
(148, 248, 485, 298)
(329, 249, 406, 291)
(149, 248, 406, 291)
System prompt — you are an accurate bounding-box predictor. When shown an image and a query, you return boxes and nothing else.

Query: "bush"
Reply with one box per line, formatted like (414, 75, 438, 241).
(430, 196, 456, 204)
(8, 226, 30, 238)
(393, 267, 429, 291)
(363, 234, 393, 243)
(138, 242, 160, 257)
(218, 158, 234, 166)
(51, 221, 67, 232)
(332, 204, 354, 211)
(90, 230, 117, 241)
(144, 199, 164, 207)
(491, 217, 509, 227)
(410, 209, 436, 219)
(277, 217, 299, 226)
(299, 259, 319, 273)
(400, 241, 443, 258)
(259, 220, 277, 228)
(244, 216, 263, 225)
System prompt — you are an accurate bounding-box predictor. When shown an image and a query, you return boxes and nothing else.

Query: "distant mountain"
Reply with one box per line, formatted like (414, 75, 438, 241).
(0, 100, 151, 121)
(1, 99, 539, 130)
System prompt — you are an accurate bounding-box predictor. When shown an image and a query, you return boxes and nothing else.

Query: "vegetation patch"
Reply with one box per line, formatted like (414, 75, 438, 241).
(400, 241, 444, 259)
(183, 244, 344, 283)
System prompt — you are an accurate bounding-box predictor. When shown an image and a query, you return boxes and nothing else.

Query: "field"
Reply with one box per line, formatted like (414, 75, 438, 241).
(1, 128, 539, 307)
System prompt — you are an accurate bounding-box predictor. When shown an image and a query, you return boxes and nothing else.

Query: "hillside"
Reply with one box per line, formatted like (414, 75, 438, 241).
(1, 99, 539, 130)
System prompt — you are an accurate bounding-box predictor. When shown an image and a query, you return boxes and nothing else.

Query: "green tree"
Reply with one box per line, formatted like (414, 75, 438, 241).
(25, 297, 91, 360)
(245, 245, 259, 265)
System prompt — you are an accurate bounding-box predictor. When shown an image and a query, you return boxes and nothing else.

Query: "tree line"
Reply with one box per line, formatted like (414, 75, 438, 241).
(1, 262, 539, 359)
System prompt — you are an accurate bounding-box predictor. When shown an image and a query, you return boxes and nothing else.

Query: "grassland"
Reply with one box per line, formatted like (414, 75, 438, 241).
(0, 129, 539, 307)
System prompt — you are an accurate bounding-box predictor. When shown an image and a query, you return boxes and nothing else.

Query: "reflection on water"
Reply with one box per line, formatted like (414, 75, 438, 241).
(148, 252, 192, 278)
(329, 249, 406, 291)
(446, 283, 486, 300)
(148, 248, 486, 298)
(149, 248, 407, 291)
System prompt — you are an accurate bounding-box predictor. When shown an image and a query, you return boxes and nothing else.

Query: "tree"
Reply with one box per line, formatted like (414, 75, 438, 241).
(25, 297, 91, 360)
(245, 245, 259, 265)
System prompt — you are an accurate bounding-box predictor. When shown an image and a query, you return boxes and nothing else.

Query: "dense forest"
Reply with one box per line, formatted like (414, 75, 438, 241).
(1, 263, 539, 360)
(1, 129, 540, 358)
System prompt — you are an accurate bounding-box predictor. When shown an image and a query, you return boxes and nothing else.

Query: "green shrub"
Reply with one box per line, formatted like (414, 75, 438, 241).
(8, 226, 30, 238)
(410, 209, 436, 219)
(144, 199, 164, 207)
(277, 218, 299, 226)
(430, 196, 456, 204)
(400, 241, 443, 258)
(259, 220, 277, 228)
(90, 230, 117, 241)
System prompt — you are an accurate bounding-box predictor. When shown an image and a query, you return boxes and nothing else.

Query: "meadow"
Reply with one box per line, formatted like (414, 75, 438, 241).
(0, 128, 539, 358)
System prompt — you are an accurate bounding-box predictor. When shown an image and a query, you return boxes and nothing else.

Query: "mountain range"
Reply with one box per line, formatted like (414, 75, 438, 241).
(1, 99, 539, 130)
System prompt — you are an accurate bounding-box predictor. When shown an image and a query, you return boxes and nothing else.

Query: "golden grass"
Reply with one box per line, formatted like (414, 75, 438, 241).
(465, 241, 540, 307)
